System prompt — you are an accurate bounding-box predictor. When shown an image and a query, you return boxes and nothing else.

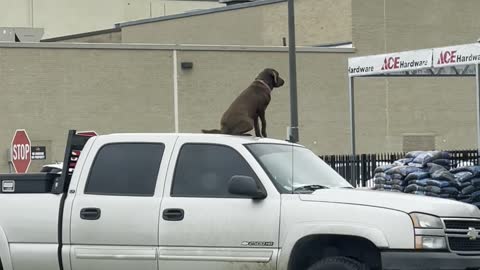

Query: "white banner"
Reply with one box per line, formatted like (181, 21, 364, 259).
(433, 43, 480, 68)
(348, 49, 433, 77)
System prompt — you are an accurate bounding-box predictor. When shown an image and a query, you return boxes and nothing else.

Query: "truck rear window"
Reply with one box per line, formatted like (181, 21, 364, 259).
(84, 143, 165, 196)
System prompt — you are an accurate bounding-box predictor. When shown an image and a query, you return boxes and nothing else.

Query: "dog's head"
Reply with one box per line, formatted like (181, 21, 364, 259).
(256, 68, 285, 90)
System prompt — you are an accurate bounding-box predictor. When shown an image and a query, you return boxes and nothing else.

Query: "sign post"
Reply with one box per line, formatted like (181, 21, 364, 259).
(11, 129, 32, 173)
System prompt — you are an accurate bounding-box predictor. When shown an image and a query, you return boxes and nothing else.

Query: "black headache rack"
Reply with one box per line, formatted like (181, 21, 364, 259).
(0, 130, 94, 194)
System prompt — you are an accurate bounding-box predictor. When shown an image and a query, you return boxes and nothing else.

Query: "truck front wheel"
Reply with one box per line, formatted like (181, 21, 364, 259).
(307, 257, 369, 270)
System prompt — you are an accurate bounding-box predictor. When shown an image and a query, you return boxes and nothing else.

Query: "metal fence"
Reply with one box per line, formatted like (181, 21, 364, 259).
(320, 150, 480, 187)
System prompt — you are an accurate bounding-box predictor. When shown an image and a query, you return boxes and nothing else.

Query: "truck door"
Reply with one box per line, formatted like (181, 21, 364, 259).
(67, 135, 176, 270)
(158, 137, 281, 270)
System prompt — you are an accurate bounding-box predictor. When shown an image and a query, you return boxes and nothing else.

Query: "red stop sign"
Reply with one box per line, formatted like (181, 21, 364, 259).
(11, 129, 32, 173)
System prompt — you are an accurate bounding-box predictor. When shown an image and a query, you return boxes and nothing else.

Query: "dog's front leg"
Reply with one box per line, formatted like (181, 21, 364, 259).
(254, 116, 261, 137)
(259, 110, 267, 138)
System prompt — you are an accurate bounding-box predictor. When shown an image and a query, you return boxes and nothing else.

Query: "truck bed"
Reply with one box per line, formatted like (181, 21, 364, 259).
(0, 173, 59, 193)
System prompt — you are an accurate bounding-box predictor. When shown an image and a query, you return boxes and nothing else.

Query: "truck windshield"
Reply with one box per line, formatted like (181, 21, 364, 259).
(245, 143, 352, 193)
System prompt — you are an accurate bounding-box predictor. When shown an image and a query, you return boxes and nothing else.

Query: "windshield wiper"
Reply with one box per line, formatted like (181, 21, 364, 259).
(293, 185, 329, 192)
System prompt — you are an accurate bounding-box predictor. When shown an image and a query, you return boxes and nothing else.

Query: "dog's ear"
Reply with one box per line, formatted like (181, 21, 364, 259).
(271, 70, 279, 85)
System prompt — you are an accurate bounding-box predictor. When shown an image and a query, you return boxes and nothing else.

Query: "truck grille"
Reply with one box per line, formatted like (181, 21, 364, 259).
(444, 219, 480, 253)
(444, 220, 480, 230)
(448, 237, 480, 251)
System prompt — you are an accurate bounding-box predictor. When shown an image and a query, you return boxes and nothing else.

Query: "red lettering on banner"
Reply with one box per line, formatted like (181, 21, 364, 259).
(438, 50, 457, 65)
(381, 57, 400, 70)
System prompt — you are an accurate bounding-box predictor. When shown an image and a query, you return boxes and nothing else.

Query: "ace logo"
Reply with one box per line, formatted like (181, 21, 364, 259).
(381, 57, 400, 70)
(437, 50, 457, 65)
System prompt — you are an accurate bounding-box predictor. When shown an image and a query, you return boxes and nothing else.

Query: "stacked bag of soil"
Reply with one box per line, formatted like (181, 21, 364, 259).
(368, 150, 480, 209)
(373, 151, 460, 199)
(401, 151, 459, 199)
(452, 166, 480, 208)
(372, 159, 417, 192)
(406, 163, 460, 199)
(372, 164, 397, 192)
(406, 150, 452, 170)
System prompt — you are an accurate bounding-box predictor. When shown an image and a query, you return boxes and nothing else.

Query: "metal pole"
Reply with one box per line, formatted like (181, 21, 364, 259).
(173, 50, 179, 133)
(349, 76, 357, 186)
(476, 64, 480, 164)
(288, 0, 299, 143)
(6, 149, 12, 173)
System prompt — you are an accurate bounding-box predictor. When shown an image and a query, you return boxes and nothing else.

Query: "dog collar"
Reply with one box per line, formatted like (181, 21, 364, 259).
(255, 80, 272, 93)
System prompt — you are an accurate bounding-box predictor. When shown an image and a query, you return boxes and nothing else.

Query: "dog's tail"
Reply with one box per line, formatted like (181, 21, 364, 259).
(201, 129, 223, 134)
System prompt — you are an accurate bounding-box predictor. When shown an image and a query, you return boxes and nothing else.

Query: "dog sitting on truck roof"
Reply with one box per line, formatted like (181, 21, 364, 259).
(201, 68, 285, 138)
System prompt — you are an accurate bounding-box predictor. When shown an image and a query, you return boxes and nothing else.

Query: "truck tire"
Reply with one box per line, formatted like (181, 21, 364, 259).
(307, 257, 369, 270)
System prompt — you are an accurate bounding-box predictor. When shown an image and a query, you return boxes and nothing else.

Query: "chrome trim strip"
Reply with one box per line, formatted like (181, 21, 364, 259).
(76, 254, 157, 260)
(415, 229, 445, 236)
(159, 255, 271, 262)
(446, 234, 471, 238)
(442, 217, 480, 222)
(158, 247, 273, 263)
(74, 248, 157, 260)
(445, 229, 470, 233)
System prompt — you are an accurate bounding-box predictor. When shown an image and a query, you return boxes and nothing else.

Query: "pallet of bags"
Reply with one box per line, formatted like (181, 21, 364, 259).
(401, 152, 458, 199)
(403, 171, 439, 197)
(372, 157, 428, 192)
(372, 164, 402, 192)
(428, 163, 460, 200)
(405, 150, 451, 170)
(452, 166, 480, 207)
(377, 165, 423, 193)
(370, 151, 454, 196)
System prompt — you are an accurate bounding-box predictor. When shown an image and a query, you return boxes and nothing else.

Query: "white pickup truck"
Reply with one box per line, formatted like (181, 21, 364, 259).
(0, 130, 480, 270)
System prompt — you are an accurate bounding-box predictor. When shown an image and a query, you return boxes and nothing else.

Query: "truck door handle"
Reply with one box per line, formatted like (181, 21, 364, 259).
(162, 208, 184, 221)
(80, 208, 101, 220)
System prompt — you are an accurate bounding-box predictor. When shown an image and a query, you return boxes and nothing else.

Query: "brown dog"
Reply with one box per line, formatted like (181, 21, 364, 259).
(202, 68, 285, 137)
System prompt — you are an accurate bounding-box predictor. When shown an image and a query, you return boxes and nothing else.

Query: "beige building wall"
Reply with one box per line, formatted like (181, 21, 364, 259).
(0, 0, 223, 39)
(352, 0, 480, 56)
(122, 0, 352, 46)
(113, 0, 480, 161)
(176, 50, 352, 154)
(0, 45, 174, 173)
(0, 43, 354, 173)
(0, 40, 478, 174)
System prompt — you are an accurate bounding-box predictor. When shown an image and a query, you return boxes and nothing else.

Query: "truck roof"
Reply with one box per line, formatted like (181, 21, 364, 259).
(98, 133, 301, 146)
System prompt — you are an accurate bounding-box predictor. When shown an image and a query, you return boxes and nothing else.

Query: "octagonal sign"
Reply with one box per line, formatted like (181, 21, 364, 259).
(11, 129, 32, 173)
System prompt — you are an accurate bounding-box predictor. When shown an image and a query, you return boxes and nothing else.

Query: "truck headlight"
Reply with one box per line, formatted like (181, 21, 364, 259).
(409, 213, 443, 229)
(415, 236, 447, 250)
(410, 213, 447, 250)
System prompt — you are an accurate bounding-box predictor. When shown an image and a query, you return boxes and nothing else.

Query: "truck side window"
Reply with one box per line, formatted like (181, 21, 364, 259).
(171, 143, 259, 198)
(85, 143, 165, 196)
